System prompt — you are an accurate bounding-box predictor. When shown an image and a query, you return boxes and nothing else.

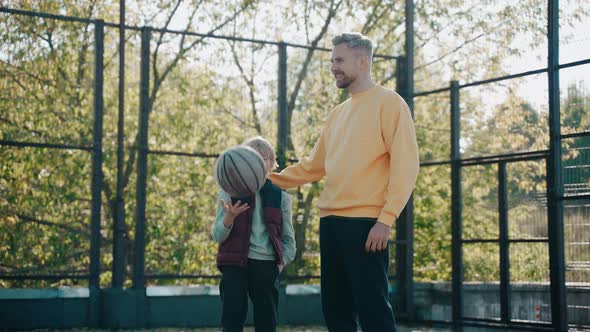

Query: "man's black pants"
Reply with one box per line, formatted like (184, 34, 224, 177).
(219, 259, 279, 332)
(320, 216, 397, 332)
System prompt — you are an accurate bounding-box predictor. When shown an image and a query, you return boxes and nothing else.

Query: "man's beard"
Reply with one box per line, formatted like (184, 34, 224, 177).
(335, 73, 355, 89)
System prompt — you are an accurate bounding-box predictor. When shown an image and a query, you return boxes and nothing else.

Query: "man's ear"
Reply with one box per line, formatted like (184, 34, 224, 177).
(360, 54, 370, 70)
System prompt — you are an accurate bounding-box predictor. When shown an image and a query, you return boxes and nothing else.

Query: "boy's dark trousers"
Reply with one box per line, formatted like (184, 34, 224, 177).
(320, 216, 397, 332)
(219, 258, 280, 332)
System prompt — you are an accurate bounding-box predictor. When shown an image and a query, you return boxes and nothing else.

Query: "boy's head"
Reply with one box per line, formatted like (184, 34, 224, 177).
(242, 136, 277, 173)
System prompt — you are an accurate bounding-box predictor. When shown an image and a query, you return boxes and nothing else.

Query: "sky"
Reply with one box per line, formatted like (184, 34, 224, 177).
(511, 19, 590, 114)
(161, 0, 590, 122)
(2, 1, 587, 125)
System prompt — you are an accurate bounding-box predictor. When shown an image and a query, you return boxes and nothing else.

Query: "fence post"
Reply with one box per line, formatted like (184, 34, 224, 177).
(277, 42, 288, 170)
(404, 0, 414, 114)
(395, 54, 415, 321)
(547, 0, 567, 330)
(450, 80, 463, 326)
(498, 161, 510, 323)
(402, 0, 416, 321)
(112, 0, 126, 289)
(89, 18, 104, 328)
(133, 26, 151, 328)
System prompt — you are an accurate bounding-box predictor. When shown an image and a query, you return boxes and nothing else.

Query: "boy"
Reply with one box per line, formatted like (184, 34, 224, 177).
(212, 136, 296, 332)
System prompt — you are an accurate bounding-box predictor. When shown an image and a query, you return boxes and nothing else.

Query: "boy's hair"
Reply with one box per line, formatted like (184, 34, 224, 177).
(332, 32, 373, 61)
(242, 136, 277, 169)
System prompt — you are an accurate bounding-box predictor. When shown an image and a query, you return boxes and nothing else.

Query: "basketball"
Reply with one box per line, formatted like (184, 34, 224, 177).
(215, 145, 266, 198)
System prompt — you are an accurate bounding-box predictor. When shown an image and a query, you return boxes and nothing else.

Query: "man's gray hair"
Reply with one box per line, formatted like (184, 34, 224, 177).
(332, 32, 373, 60)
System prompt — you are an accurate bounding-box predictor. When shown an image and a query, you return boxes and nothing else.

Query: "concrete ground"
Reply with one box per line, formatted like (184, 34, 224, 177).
(52, 324, 510, 332)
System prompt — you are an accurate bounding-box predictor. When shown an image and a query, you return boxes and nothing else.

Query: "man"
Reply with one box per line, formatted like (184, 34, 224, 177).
(268, 32, 419, 332)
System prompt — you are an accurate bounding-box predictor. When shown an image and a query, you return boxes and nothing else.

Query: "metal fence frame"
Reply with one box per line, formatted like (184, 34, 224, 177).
(1, 0, 590, 330)
(0, 2, 411, 325)
(412, 1, 590, 330)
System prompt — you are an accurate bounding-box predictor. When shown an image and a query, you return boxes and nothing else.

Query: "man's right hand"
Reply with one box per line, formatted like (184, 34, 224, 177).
(221, 199, 249, 228)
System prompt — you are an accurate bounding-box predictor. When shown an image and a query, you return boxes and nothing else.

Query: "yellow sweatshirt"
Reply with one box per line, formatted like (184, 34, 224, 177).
(268, 85, 419, 227)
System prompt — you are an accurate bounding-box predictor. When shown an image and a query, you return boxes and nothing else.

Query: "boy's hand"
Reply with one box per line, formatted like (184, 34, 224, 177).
(221, 199, 249, 227)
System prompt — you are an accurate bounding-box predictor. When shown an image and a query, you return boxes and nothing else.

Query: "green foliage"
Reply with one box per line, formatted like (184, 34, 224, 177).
(1, 7, 106, 287)
(1, 1, 589, 288)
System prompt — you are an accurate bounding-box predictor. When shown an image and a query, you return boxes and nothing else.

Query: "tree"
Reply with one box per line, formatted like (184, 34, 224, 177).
(1, 0, 588, 287)
(0, 0, 258, 286)
(1, 0, 116, 287)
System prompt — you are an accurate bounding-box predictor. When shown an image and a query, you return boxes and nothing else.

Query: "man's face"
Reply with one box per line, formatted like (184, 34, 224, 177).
(330, 43, 364, 89)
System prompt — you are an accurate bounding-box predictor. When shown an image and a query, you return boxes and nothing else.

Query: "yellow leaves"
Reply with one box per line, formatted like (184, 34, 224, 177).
(3, 215, 17, 226)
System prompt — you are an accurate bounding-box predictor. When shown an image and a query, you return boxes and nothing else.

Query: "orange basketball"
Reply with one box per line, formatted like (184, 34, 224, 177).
(215, 145, 266, 198)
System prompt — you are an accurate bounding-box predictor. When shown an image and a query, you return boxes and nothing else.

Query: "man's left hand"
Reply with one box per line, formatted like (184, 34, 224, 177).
(365, 221, 391, 253)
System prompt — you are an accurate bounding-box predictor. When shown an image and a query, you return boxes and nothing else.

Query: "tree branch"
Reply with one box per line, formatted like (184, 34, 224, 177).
(151, 0, 203, 108)
(153, 0, 185, 90)
(2, 68, 68, 123)
(14, 213, 98, 241)
(287, 0, 342, 114)
(1, 256, 91, 274)
(228, 39, 262, 134)
(360, 0, 385, 36)
(102, 32, 140, 70)
(73, 0, 98, 107)
(0, 116, 48, 138)
(42, 26, 69, 83)
(0, 59, 56, 87)
(304, 0, 311, 44)
(124, 0, 253, 202)
(415, 3, 482, 51)
(416, 32, 485, 70)
(285, 0, 342, 151)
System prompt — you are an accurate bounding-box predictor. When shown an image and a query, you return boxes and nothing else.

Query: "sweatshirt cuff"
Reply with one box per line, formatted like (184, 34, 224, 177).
(267, 173, 288, 190)
(377, 210, 397, 227)
(218, 223, 232, 239)
(281, 256, 293, 268)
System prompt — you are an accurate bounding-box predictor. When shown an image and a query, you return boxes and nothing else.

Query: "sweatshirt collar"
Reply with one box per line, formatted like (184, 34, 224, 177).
(350, 84, 379, 99)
